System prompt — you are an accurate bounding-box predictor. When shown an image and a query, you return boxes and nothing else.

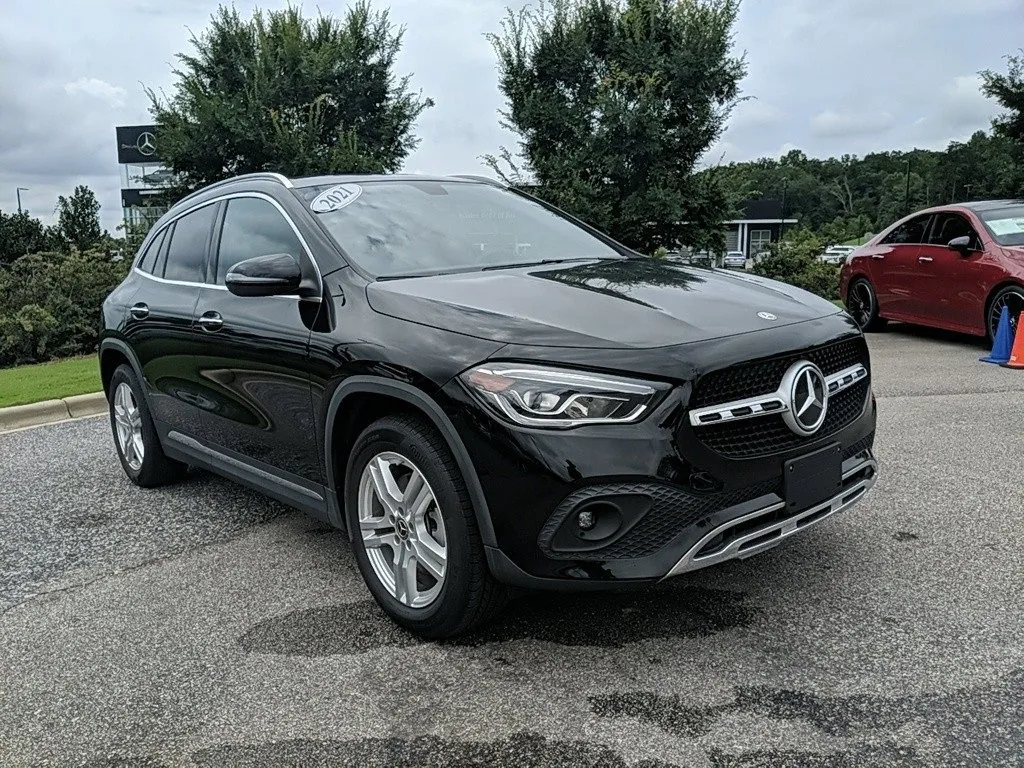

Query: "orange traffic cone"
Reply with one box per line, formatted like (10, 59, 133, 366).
(1003, 312, 1024, 368)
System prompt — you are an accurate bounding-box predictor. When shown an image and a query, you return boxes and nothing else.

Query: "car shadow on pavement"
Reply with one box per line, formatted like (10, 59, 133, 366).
(237, 583, 756, 656)
(870, 322, 987, 350)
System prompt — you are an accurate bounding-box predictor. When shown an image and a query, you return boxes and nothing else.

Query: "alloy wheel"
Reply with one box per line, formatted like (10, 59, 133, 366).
(113, 382, 145, 471)
(847, 281, 874, 329)
(989, 289, 1024, 342)
(357, 451, 448, 609)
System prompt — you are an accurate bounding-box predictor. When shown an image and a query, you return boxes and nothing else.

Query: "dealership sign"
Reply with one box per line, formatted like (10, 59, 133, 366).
(116, 125, 163, 165)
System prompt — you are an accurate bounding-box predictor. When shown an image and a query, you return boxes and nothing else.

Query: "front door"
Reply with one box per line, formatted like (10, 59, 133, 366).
(914, 212, 993, 333)
(187, 194, 323, 485)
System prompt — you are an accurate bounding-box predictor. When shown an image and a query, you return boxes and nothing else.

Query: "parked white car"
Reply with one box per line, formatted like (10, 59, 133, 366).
(820, 245, 856, 264)
(723, 251, 747, 269)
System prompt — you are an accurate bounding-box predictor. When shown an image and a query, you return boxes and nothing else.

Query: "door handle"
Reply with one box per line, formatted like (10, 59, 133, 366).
(129, 303, 150, 320)
(871, 254, 885, 260)
(918, 256, 933, 263)
(197, 311, 224, 333)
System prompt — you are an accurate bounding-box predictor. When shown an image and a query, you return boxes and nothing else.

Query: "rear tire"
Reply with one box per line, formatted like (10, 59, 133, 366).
(846, 278, 887, 332)
(345, 414, 508, 639)
(108, 364, 187, 487)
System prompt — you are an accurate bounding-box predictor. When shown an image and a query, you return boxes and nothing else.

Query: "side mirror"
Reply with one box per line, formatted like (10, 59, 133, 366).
(225, 253, 302, 297)
(947, 236, 975, 255)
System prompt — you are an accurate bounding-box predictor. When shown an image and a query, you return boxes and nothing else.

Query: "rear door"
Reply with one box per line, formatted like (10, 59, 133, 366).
(872, 214, 932, 320)
(187, 194, 323, 485)
(124, 202, 218, 431)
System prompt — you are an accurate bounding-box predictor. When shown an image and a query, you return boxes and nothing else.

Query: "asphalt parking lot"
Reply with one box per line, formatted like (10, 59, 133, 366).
(1, 327, 1022, 767)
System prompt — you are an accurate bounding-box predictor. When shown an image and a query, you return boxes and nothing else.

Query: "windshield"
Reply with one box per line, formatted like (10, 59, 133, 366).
(979, 205, 1024, 246)
(299, 180, 623, 278)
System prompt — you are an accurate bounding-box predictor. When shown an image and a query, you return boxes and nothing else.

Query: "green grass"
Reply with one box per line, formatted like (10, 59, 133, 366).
(0, 356, 102, 408)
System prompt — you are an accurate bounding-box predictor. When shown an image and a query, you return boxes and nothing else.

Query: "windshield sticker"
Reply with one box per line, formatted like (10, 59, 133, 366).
(987, 217, 1024, 236)
(310, 184, 362, 213)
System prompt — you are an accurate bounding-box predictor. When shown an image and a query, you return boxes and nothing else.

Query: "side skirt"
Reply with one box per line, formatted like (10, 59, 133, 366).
(158, 423, 340, 528)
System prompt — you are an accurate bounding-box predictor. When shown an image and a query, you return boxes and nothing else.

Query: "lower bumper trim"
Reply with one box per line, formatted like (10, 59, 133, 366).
(661, 458, 878, 579)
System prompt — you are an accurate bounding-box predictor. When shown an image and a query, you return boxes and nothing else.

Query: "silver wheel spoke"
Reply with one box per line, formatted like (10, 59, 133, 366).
(368, 457, 402, 515)
(394, 544, 418, 604)
(363, 529, 398, 550)
(412, 536, 446, 582)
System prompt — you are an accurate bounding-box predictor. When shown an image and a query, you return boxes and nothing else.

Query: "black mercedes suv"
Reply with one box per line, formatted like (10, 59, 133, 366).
(100, 172, 877, 637)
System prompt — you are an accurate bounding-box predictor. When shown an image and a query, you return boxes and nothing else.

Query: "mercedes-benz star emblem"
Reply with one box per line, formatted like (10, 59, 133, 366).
(136, 132, 157, 156)
(780, 361, 828, 436)
(757, 311, 777, 321)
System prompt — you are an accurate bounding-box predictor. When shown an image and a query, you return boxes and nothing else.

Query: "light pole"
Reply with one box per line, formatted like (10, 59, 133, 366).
(16, 187, 28, 214)
(779, 177, 789, 244)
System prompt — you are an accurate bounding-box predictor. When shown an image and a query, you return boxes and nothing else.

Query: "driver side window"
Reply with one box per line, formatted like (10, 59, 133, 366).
(926, 213, 979, 248)
(214, 197, 306, 284)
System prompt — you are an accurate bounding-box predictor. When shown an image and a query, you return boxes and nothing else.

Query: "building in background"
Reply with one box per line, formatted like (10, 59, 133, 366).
(725, 199, 798, 257)
(116, 125, 173, 237)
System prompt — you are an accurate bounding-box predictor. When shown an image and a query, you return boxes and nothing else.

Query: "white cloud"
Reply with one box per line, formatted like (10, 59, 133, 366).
(811, 110, 895, 138)
(64, 77, 126, 108)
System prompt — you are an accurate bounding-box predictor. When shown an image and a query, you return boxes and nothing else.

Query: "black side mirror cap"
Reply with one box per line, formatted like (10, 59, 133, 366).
(947, 236, 975, 254)
(225, 253, 303, 297)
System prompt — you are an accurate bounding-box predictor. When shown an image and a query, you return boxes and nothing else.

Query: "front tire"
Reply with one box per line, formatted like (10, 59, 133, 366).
(846, 278, 887, 332)
(108, 364, 187, 487)
(345, 414, 507, 638)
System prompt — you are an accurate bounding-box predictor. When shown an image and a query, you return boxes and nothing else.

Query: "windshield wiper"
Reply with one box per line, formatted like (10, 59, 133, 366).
(480, 257, 598, 271)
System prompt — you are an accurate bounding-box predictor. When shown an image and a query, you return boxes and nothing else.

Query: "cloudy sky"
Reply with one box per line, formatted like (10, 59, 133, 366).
(1, 0, 1020, 233)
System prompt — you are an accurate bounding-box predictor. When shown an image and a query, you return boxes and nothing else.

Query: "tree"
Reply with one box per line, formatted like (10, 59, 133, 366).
(148, 3, 433, 194)
(0, 210, 54, 265)
(487, 0, 745, 254)
(56, 185, 102, 252)
(752, 228, 839, 300)
(982, 52, 1024, 147)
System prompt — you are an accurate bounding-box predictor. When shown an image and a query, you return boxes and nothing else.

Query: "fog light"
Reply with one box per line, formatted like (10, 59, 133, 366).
(577, 509, 596, 531)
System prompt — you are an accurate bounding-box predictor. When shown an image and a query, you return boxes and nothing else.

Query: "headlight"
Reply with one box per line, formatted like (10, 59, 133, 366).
(460, 363, 667, 428)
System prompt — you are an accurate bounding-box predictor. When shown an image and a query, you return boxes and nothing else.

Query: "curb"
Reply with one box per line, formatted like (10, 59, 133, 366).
(0, 391, 107, 434)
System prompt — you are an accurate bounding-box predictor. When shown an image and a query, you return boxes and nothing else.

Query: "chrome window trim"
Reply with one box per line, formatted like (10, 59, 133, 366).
(133, 191, 323, 301)
(688, 363, 867, 427)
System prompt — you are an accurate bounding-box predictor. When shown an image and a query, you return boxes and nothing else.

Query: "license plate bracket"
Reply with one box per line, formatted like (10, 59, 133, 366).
(784, 443, 843, 512)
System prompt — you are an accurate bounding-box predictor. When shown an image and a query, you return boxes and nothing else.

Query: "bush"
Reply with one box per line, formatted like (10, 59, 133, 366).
(0, 249, 131, 366)
(751, 229, 840, 300)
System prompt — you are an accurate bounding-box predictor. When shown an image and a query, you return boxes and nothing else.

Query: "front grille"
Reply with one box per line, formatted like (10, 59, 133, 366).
(690, 337, 867, 408)
(539, 479, 782, 561)
(690, 337, 870, 460)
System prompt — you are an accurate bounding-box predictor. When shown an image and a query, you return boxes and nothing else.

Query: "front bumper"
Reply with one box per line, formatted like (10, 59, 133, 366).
(442, 358, 878, 588)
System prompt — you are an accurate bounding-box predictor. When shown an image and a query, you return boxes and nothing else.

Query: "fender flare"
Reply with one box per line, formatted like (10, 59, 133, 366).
(98, 338, 145, 395)
(324, 376, 497, 548)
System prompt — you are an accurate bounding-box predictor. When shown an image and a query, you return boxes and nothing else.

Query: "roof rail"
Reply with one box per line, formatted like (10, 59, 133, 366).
(449, 174, 506, 188)
(174, 172, 294, 207)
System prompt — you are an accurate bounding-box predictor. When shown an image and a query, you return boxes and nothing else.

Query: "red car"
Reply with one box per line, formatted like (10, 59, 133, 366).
(840, 200, 1024, 342)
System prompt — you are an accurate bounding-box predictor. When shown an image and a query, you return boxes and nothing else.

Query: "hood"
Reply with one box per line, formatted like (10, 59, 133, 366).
(366, 258, 842, 349)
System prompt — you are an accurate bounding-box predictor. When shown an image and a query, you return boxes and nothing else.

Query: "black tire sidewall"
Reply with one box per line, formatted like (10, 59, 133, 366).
(345, 418, 478, 631)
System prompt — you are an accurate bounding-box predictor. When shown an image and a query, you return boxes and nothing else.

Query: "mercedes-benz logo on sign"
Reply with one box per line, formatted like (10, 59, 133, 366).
(780, 361, 828, 436)
(136, 132, 157, 156)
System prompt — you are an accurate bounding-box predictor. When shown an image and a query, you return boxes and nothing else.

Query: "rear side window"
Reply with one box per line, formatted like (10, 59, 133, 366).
(882, 215, 931, 245)
(927, 213, 976, 246)
(163, 204, 217, 283)
(136, 228, 166, 273)
(215, 197, 305, 283)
